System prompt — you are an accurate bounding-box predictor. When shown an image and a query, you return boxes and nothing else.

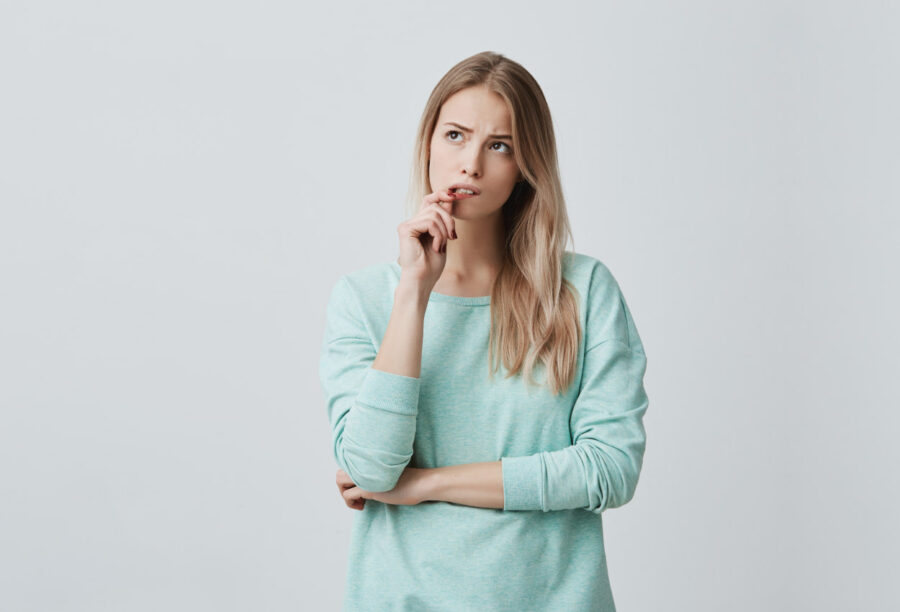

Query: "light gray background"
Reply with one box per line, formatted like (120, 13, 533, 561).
(1, 1, 897, 611)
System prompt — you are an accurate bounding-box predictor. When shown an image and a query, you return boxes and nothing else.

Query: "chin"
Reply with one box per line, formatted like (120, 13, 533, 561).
(453, 205, 503, 222)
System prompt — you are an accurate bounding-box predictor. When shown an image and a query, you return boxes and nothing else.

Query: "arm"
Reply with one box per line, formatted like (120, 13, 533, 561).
(428, 265, 649, 514)
(501, 338, 648, 513)
(421, 339, 647, 513)
(375, 277, 430, 378)
(319, 275, 430, 493)
(426, 461, 504, 509)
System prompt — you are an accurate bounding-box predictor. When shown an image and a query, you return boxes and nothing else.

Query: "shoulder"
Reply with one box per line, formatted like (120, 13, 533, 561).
(563, 250, 623, 302)
(564, 250, 641, 350)
(326, 260, 400, 317)
(328, 259, 398, 293)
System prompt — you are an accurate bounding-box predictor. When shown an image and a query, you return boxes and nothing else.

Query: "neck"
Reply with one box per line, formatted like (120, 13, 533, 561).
(443, 211, 506, 279)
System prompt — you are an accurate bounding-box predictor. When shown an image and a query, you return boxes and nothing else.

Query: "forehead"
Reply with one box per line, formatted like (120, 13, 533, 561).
(437, 86, 512, 131)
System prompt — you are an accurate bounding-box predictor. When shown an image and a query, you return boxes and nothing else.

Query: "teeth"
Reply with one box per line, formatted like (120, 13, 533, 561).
(454, 188, 475, 194)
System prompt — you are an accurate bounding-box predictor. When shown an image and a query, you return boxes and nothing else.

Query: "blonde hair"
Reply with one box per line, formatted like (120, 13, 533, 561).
(405, 51, 582, 396)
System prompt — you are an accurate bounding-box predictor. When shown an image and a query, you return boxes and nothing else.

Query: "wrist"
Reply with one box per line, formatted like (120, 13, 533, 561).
(396, 276, 431, 306)
(419, 467, 444, 503)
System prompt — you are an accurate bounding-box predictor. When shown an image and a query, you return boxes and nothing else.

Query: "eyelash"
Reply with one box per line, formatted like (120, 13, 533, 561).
(445, 130, 512, 154)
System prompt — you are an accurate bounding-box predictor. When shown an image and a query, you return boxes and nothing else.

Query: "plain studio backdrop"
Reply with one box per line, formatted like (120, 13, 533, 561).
(1, 1, 897, 611)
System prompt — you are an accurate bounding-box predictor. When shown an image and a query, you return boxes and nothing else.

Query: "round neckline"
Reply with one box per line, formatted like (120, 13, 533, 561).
(390, 261, 491, 306)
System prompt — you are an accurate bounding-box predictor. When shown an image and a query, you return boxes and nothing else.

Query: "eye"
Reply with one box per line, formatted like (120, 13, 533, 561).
(444, 130, 512, 154)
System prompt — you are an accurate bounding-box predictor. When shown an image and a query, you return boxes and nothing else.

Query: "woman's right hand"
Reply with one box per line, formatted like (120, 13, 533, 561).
(396, 189, 458, 291)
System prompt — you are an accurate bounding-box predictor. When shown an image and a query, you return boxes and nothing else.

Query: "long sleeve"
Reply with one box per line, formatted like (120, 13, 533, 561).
(500, 265, 649, 513)
(319, 275, 421, 492)
(332, 254, 642, 610)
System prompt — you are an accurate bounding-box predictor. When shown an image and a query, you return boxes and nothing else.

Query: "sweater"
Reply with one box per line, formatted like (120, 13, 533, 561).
(318, 251, 649, 611)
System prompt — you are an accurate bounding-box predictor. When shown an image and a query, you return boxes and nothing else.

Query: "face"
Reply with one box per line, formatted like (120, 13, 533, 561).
(428, 85, 523, 220)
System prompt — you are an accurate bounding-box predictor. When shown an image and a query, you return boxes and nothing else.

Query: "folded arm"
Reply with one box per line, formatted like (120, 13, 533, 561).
(425, 338, 648, 514)
(426, 461, 505, 509)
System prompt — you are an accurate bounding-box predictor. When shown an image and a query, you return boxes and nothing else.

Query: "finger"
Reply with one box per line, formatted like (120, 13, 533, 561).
(343, 491, 364, 510)
(424, 218, 448, 253)
(337, 471, 363, 499)
(343, 488, 364, 509)
(337, 483, 363, 509)
(335, 470, 365, 509)
(402, 212, 448, 252)
(343, 486, 366, 506)
(431, 190, 458, 242)
(422, 189, 456, 219)
(428, 201, 457, 242)
(423, 188, 456, 208)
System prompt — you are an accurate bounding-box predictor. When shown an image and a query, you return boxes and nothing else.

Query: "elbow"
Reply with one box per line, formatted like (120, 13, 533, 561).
(582, 440, 645, 514)
(334, 438, 412, 493)
(608, 469, 641, 510)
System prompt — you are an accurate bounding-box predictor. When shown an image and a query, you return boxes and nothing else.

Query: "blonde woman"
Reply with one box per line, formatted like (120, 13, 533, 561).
(319, 51, 649, 611)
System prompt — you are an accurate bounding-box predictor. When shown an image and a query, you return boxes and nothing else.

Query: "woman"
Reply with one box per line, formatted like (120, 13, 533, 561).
(319, 51, 649, 611)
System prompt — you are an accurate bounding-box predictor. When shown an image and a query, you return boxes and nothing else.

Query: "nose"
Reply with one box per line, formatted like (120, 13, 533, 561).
(462, 149, 482, 178)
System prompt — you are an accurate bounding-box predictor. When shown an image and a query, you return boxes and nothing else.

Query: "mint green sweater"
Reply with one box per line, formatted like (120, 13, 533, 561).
(319, 251, 649, 611)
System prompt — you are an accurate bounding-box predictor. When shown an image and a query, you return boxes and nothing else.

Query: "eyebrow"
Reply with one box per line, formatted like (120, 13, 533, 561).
(443, 122, 512, 141)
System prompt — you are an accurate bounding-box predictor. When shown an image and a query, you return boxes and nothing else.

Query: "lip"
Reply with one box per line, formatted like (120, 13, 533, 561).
(449, 183, 481, 198)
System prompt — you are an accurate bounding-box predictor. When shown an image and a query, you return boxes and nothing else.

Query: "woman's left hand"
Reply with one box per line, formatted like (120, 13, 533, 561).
(336, 467, 433, 510)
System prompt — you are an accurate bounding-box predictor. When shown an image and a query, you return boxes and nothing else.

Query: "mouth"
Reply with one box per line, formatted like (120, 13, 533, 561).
(449, 184, 481, 198)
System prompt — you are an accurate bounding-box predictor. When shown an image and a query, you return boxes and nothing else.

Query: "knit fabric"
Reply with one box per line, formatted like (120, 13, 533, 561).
(319, 251, 649, 611)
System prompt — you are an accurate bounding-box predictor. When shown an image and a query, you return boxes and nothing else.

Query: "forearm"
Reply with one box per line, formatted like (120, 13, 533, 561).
(426, 461, 504, 509)
(328, 274, 430, 493)
(373, 276, 429, 377)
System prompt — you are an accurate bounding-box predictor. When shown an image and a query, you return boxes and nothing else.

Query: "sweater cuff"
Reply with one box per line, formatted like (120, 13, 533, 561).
(356, 366, 420, 415)
(501, 454, 545, 511)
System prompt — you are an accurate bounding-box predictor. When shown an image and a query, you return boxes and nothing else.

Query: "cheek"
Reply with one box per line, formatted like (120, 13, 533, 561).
(486, 158, 519, 183)
(429, 140, 449, 162)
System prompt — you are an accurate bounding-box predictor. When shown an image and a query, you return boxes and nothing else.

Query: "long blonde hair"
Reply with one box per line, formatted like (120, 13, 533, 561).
(405, 51, 581, 396)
